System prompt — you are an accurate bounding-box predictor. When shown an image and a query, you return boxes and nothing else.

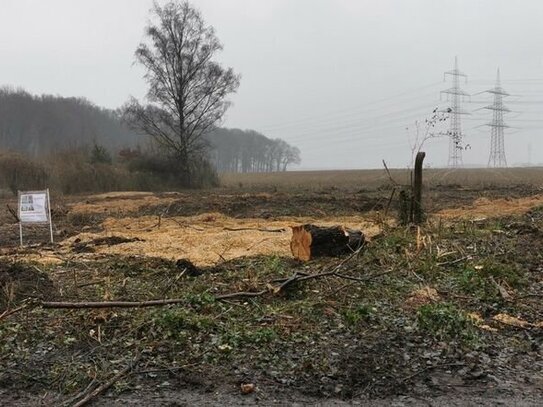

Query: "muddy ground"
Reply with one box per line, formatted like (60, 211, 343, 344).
(1, 183, 543, 406)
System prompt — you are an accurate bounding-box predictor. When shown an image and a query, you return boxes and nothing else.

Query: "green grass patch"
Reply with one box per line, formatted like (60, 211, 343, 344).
(417, 303, 479, 345)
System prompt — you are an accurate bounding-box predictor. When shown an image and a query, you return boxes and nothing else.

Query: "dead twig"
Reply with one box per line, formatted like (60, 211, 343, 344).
(160, 269, 186, 297)
(6, 204, 19, 222)
(77, 280, 105, 289)
(383, 187, 397, 219)
(69, 356, 140, 407)
(60, 379, 97, 407)
(0, 302, 31, 322)
(168, 218, 205, 231)
(382, 159, 398, 186)
(270, 271, 310, 282)
(436, 256, 468, 267)
(489, 276, 512, 301)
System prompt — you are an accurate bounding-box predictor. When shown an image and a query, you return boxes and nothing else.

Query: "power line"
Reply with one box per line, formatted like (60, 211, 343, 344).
(271, 102, 443, 143)
(256, 81, 443, 131)
(266, 98, 441, 138)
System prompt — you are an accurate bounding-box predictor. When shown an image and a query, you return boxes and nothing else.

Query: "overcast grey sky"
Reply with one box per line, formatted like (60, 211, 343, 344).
(1, 0, 543, 169)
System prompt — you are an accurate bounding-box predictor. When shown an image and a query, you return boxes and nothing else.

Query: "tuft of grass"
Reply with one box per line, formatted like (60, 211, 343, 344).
(417, 303, 479, 345)
(263, 255, 287, 275)
(184, 292, 215, 308)
(452, 259, 525, 302)
(342, 304, 375, 326)
(155, 309, 216, 339)
(220, 327, 279, 348)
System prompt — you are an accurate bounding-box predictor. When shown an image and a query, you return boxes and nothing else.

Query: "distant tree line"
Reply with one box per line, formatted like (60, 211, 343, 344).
(0, 87, 301, 173)
(0, 87, 137, 156)
(0, 87, 301, 194)
(206, 128, 300, 172)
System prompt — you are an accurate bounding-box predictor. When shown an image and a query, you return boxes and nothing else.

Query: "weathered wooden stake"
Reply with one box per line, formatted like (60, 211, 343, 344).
(413, 151, 426, 224)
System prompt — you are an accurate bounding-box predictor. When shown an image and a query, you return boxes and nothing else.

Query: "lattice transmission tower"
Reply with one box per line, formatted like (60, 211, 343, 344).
(440, 57, 470, 168)
(484, 68, 510, 167)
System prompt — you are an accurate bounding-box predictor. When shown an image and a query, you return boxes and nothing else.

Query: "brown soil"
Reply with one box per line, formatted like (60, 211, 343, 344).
(0, 260, 56, 310)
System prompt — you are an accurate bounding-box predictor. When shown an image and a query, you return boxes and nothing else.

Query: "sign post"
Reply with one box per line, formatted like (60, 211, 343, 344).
(18, 189, 54, 246)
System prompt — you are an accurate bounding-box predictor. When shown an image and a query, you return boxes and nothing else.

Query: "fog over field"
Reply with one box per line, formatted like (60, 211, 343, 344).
(1, 0, 543, 169)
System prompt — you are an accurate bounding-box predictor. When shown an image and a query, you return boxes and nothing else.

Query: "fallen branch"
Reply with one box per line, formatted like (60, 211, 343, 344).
(61, 379, 97, 407)
(41, 291, 274, 309)
(42, 299, 187, 309)
(224, 227, 286, 233)
(261, 245, 368, 293)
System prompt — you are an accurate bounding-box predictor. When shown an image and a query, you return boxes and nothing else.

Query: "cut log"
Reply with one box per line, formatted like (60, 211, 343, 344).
(290, 224, 364, 261)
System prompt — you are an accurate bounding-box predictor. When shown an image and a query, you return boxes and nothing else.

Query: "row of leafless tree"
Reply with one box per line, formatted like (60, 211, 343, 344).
(206, 128, 300, 173)
(0, 87, 300, 177)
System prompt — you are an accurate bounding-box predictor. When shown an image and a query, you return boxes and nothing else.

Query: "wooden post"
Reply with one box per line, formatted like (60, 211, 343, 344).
(413, 151, 426, 224)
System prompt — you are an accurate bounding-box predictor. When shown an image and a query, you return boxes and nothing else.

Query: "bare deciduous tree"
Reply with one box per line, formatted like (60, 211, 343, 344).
(123, 1, 240, 185)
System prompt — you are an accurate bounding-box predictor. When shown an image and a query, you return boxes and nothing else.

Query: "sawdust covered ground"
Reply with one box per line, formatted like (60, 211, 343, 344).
(69, 191, 180, 214)
(435, 194, 543, 220)
(56, 189, 543, 266)
(61, 213, 381, 266)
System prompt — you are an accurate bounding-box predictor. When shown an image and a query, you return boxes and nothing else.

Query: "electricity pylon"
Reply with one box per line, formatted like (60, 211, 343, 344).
(440, 56, 470, 168)
(484, 68, 510, 167)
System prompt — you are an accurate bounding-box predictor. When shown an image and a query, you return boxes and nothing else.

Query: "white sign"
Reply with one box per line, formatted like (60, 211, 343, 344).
(18, 189, 54, 245)
(19, 191, 49, 223)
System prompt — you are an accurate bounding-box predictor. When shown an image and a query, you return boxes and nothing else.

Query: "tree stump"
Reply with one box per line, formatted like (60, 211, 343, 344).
(290, 224, 364, 261)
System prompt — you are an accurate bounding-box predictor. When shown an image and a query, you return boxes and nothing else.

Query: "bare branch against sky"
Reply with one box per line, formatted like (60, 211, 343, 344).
(1, 0, 543, 169)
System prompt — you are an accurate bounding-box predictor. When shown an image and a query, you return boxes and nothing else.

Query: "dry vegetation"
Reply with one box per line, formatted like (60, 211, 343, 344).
(1, 169, 543, 405)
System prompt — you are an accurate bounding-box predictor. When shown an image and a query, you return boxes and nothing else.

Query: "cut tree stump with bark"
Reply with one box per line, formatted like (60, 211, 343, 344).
(290, 224, 364, 261)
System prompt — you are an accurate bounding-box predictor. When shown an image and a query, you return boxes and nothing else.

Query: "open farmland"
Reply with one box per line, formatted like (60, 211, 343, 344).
(1, 168, 543, 405)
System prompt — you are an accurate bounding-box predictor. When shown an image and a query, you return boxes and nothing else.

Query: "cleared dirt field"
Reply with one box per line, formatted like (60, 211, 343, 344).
(1, 168, 543, 406)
